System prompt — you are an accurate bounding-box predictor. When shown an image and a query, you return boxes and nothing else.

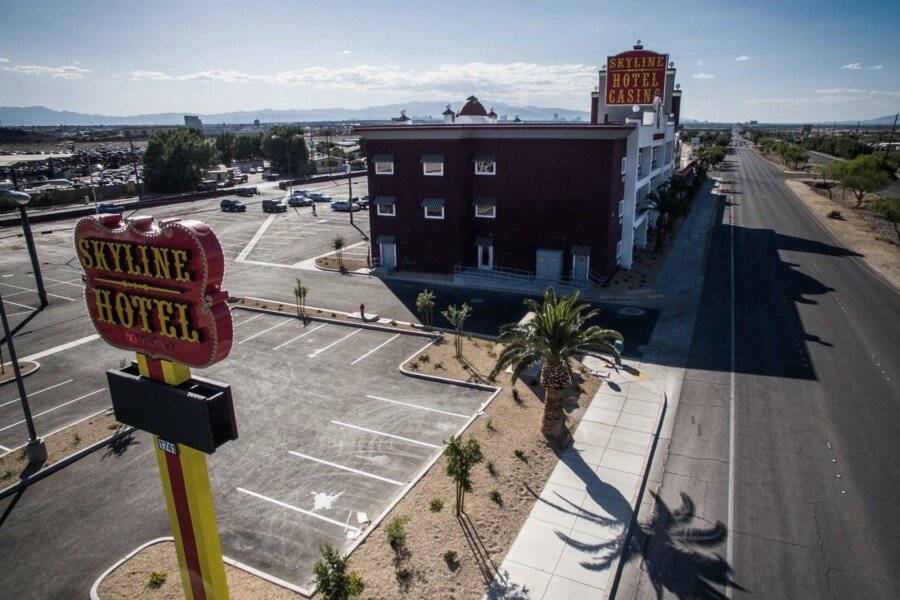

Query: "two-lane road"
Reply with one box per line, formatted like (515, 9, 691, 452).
(624, 142, 900, 599)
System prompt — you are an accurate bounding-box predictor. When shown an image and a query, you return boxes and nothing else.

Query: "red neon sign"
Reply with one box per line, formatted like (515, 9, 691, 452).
(74, 214, 233, 368)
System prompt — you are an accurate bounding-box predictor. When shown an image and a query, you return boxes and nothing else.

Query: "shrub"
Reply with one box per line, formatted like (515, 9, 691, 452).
(487, 461, 498, 477)
(409, 361, 419, 371)
(146, 571, 167, 589)
(485, 418, 495, 432)
(489, 489, 503, 506)
(512, 389, 522, 404)
(514, 449, 526, 462)
(434, 362, 444, 370)
(385, 516, 409, 552)
(429, 498, 444, 512)
(419, 353, 430, 362)
(72, 431, 81, 445)
(443, 550, 459, 570)
(828, 210, 843, 220)
(313, 545, 365, 600)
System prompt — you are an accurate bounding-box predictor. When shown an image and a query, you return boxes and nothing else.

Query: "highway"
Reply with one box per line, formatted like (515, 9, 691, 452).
(623, 142, 900, 599)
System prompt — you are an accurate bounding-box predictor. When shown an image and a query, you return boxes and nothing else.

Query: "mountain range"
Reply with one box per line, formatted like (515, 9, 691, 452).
(0, 102, 591, 127)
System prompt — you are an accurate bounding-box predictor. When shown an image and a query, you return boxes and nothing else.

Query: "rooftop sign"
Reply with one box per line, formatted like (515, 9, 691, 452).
(74, 214, 233, 368)
(605, 49, 668, 106)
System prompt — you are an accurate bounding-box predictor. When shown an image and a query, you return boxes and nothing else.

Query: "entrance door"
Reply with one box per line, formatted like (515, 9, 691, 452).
(477, 244, 493, 270)
(379, 242, 396, 270)
(535, 249, 563, 281)
(572, 254, 589, 281)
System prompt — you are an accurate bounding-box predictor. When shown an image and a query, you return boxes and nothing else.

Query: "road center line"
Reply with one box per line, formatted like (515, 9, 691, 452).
(350, 334, 401, 365)
(238, 320, 290, 344)
(727, 162, 737, 599)
(307, 328, 361, 358)
(288, 451, 404, 486)
(330, 420, 441, 449)
(0, 388, 105, 433)
(365, 394, 470, 419)
(236, 487, 361, 532)
(0, 379, 74, 409)
(273, 323, 326, 351)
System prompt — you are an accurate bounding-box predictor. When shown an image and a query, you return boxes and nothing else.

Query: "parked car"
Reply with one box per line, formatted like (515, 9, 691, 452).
(220, 199, 247, 213)
(96, 202, 124, 214)
(262, 198, 288, 213)
(197, 179, 218, 191)
(354, 196, 369, 208)
(331, 200, 362, 212)
(263, 171, 282, 181)
(306, 192, 331, 202)
(288, 191, 313, 207)
(234, 186, 257, 197)
(233, 173, 248, 184)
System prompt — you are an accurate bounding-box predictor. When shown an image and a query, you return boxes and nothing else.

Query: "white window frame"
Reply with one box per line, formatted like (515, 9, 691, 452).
(422, 162, 443, 176)
(477, 245, 494, 269)
(475, 204, 496, 219)
(475, 161, 497, 176)
(374, 161, 394, 175)
(424, 205, 445, 219)
(376, 203, 395, 217)
(621, 157, 627, 174)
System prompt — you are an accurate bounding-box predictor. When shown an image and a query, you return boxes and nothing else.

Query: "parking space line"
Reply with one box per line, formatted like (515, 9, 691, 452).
(0, 388, 105, 433)
(0, 281, 76, 301)
(237, 320, 291, 344)
(350, 334, 401, 365)
(233, 313, 264, 327)
(288, 451, 404, 486)
(21, 334, 100, 362)
(0, 443, 10, 452)
(0, 379, 74, 409)
(2, 298, 36, 310)
(307, 328, 361, 358)
(236, 487, 361, 533)
(235, 214, 277, 262)
(364, 395, 470, 419)
(273, 323, 326, 351)
(330, 420, 441, 449)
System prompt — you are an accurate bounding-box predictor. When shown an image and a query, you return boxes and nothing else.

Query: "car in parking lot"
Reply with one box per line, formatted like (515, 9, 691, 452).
(197, 179, 218, 191)
(353, 196, 369, 208)
(262, 198, 288, 213)
(306, 191, 331, 203)
(288, 191, 313, 207)
(331, 200, 362, 212)
(96, 202, 124, 214)
(233, 173, 248, 184)
(234, 187, 257, 197)
(220, 198, 247, 212)
(263, 171, 282, 181)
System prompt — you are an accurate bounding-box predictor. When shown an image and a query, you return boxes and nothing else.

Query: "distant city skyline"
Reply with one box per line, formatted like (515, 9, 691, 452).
(0, 0, 897, 123)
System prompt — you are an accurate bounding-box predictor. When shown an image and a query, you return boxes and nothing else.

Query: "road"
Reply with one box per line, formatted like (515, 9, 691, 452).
(622, 142, 900, 599)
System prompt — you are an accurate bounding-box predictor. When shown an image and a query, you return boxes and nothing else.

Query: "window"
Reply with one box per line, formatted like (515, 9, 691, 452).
(424, 205, 444, 219)
(423, 161, 443, 176)
(375, 161, 393, 175)
(377, 204, 395, 216)
(621, 157, 627, 174)
(475, 204, 496, 218)
(475, 161, 496, 175)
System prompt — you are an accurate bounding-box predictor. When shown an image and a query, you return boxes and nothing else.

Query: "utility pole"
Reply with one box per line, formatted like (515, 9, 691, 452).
(347, 162, 354, 226)
(126, 129, 142, 200)
(886, 113, 898, 157)
(84, 152, 98, 212)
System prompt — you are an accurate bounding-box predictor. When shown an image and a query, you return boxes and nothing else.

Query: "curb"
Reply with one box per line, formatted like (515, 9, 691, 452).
(0, 360, 40, 386)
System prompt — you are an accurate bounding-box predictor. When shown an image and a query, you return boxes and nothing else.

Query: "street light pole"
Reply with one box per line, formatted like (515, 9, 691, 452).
(2, 189, 47, 308)
(0, 291, 47, 465)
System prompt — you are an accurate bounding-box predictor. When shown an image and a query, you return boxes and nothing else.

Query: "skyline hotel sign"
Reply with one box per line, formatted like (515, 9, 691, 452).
(605, 49, 668, 106)
(74, 213, 232, 368)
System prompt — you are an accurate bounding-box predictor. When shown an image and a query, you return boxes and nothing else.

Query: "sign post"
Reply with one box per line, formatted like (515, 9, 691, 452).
(75, 213, 236, 600)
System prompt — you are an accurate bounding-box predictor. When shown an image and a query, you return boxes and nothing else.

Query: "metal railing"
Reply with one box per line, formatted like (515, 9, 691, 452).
(453, 264, 605, 293)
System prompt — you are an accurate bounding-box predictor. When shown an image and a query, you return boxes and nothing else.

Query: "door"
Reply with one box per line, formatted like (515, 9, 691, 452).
(535, 249, 563, 281)
(572, 254, 589, 281)
(477, 244, 493, 270)
(379, 242, 396, 270)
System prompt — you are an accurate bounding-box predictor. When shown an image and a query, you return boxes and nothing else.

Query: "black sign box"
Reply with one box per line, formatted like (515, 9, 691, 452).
(107, 364, 238, 454)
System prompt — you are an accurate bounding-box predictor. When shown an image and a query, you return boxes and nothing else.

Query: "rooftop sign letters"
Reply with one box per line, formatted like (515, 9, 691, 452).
(74, 214, 233, 368)
(606, 50, 668, 106)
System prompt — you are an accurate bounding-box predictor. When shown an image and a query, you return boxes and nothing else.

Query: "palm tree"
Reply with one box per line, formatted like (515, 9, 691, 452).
(415, 289, 436, 328)
(491, 289, 623, 448)
(646, 182, 688, 253)
(293, 277, 308, 316)
(333, 236, 345, 270)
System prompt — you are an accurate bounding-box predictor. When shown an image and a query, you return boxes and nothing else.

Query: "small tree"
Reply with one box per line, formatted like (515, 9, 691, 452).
(833, 155, 895, 208)
(333, 236, 345, 269)
(442, 303, 472, 359)
(415, 289, 436, 328)
(646, 182, 688, 253)
(870, 198, 900, 244)
(313, 545, 364, 600)
(444, 435, 482, 515)
(293, 277, 308, 316)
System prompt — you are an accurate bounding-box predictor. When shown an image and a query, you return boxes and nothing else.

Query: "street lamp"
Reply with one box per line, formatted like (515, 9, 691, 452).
(0, 291, 47, 465)
(0, 190, 47, 308)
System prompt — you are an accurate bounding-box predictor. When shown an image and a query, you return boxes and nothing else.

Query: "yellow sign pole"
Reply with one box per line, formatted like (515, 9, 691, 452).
(137, 352, 230, 600)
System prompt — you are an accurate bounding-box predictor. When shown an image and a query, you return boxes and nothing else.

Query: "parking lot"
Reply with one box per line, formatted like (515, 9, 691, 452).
(198, 308, 491, 589)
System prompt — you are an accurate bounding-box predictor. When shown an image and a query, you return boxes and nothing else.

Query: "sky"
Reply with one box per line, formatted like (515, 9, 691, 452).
(0, 0, 898, 123)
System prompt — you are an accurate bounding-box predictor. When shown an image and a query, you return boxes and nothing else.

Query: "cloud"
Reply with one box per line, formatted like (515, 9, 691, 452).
(1, 64, 90, 78)
(340, 50, 352, 55)
(841, 62, 863, 70)
(0, 58, 9, 63)
(696, 59, 703, 67)
(692, 72, 715, 79)
(734, 56, 750, 62)
(867, 64, 883, 70)
(745, 88, 900, 106)
(117, 62, 600, 103)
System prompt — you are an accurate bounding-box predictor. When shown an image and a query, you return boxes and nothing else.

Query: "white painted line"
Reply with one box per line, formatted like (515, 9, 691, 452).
(0, 281, 75, 300)
(237, 319, 290, 344)
(273, 323, 326, 351)
(350, 334, 400, 365)
(727, 193, 736, 599)
(288, 451, 404, 486)
(3, 298, 35, 310)
(0, 443, 10, 452)
(235, 214, 277, 262)
(307, 328, 361, 358)
(2, 406, 112, 457)
(236, 487, 361, 532)
(0, 388, 105, 433)
(21, 334, 100, 362)
(42, 277, 84, 288)
(330, 420, 441, 449)
(0, 379, 73, 409)
(365, 394, 470, 419)
(232, 313, 263, 327)
(5, 310, 31, 318)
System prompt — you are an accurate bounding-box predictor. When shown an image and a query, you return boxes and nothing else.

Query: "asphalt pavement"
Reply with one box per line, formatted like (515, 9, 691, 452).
(619, 143, 900, 599)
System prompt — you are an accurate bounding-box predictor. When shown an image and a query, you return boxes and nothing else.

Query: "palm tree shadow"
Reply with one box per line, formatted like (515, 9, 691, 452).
(621, 491, 746, 599)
